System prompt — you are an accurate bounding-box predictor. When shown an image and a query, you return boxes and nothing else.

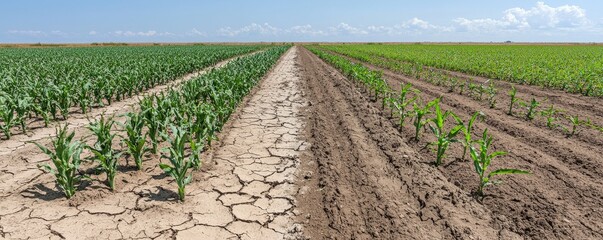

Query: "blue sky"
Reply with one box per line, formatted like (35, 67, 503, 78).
(1, 0, 602, 43)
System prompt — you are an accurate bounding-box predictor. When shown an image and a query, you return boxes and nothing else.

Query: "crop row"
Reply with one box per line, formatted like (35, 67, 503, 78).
(320, 44, 603, 97)
(307, 45, 529, 197)
(315, 45, 603, 138)
(0, 45, 266, 140)
(33, 46, 290, 200)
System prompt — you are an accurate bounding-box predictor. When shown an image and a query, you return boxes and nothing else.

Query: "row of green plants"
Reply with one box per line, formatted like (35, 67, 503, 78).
(307, 46, 529, 197)
(317, 45, 603, 138)
(32, 46, 290, 201)
(321, 44, 603, 97)
(0, 45, 265, 140)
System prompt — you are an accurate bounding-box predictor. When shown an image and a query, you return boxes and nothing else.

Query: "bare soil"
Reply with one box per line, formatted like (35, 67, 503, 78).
(0, 48, 306, 239)
(1, 44, 602, 240)
(309, 47, 603, 239)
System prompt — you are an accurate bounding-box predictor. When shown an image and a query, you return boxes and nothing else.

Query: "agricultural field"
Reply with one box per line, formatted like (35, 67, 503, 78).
(0, 45, 265, 140)
(321, 44, 603, 96)
(0, 43, 602, 240)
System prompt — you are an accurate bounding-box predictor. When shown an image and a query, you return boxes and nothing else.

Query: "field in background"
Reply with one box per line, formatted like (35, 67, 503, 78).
(321, 44, 603, 96)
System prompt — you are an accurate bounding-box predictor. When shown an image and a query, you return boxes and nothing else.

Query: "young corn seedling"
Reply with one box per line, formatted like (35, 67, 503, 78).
(459, 80, 468, 95)
(160, 125, 193, 201)
(15, 96, 33, 134)
(392, 84, 419, 129)
(31, 125, 84, 199)
(507, 85, 520, 116)
(429, 103, 463, 166)
(189, 137, 204, 170)
(0, 96, 16, 139)
(413, 98, 439, 141)
(565, 115, 587, 137)
(470, 129, 530, 197)
(539, 105, 561, 130)
(454, 111, 485, 160)
(486, 81, 497, 108)
(522, 98, 541, 121)
(119, 111, 149, 170)
(140, 99, 161, 154)
(86, 115, 121, 191)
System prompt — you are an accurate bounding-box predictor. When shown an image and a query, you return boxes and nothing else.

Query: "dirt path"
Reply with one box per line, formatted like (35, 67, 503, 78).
(0, 47, 307, 239)
(295, 47, 514, 239)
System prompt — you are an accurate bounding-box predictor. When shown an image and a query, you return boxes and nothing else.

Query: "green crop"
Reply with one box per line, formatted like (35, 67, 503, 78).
(522, 98, 541, 121)
(189, 137, 204, 170)
(455, 112, 485, 160)
(0, 95, 16, 139)
(429, 102, 463, 166)
(160, 125, 194, 201)
(31, 125, 84, 199)
(413, 98, 439, 141)
(0, 45, 266, 141)
(86, 115, 121, 191)
(565, 115, 587, 137)
(486, 81, 497, 108)
(140, 97, 161, 154)
(120, 111, 149, 170)
(318, 44, 603, 96)
(470, 129, 530, 196)
(14, 95, 33, 134)
(390, 84, 419, 129)
(507, 85, 520, 116)
(539, 105, 561, 130)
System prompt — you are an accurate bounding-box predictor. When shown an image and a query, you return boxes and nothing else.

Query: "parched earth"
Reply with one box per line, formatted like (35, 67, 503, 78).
(0, 47, 307, 239)
(1, 45, 603, 240)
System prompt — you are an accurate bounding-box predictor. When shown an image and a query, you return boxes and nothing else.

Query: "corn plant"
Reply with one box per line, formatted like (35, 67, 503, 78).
(413, 98, 439, 141)
(565, 115, 587, 137)
(86, 115, 121, 191)
(455, 111, 484, 160)
(31, 125, 84, 199)
(507, 85, 520, 116)
(522, 98, 541, 121)
(447, 77, 459, 93)
(539, 105, 561, 130)
(140, 97, 161, 154)
(189, 137, 204, 170)
(119, 111, 149, 170)
(0, 96, 16, 139)
(429, 103, 463, 166)
(391, 84, 419, 129)
(459, 80, 468, 95)
(470, 129, 530, 196)
(15, 96, 33, 134)
(160, 125, 193, 201)
(486, 81, 497, 108)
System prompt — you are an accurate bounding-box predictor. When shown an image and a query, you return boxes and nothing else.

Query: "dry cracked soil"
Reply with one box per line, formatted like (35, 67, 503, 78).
(1, 45, 602, 240)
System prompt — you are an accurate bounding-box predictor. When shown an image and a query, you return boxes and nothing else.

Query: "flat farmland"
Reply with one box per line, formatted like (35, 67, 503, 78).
(0, 43, 602, 239)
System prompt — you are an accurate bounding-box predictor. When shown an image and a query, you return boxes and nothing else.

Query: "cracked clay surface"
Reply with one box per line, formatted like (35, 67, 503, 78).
(0, 47, 307, 239)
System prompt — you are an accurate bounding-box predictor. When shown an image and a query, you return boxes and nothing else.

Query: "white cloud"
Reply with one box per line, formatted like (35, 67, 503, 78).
(187, 28, 206, 36)
(7, 30, 46, 37)
(454, 2, 591, 32)
(89, 31, 97, 35)
(112, 30, 174, 37)
(401, 18, 440, 30)
(287, 25, 326, 36)
(218, 23, 281, 37)
(368, 18, 452, 35)
(329, 23, 368, 35)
